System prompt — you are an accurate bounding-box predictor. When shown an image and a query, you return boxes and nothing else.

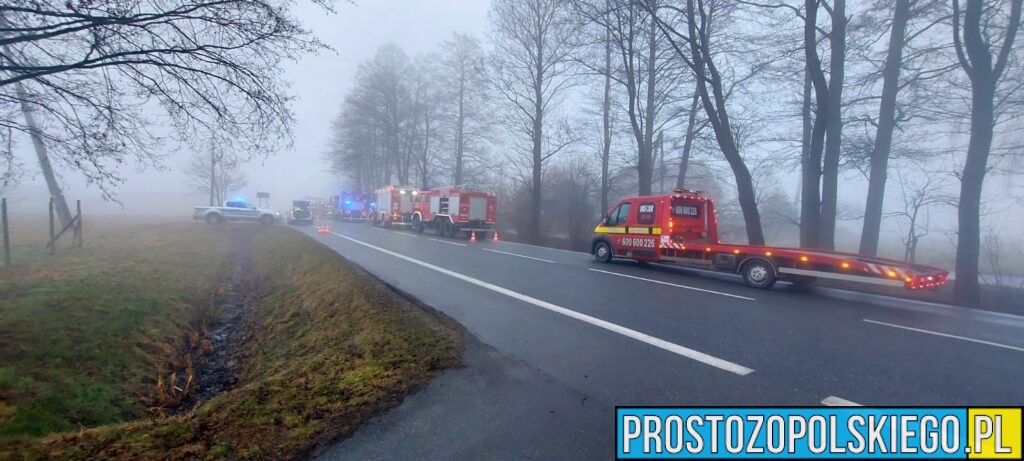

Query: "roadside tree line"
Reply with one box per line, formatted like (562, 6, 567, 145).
(327, 0, 1023, 307)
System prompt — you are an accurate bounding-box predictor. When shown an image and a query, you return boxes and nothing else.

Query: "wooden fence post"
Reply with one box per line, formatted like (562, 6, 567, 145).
(49, 197, 55, 255)
(2, 198, 9, 267)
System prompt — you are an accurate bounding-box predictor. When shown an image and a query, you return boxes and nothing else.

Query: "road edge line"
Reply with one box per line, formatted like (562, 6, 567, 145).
(330, 231, 755, 376)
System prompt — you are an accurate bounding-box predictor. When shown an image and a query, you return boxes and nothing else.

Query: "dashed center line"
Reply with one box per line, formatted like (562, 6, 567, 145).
(863, 319, 1024, 352)
(430, 238, 467, 247)
(330, 231, 754, 376)
(588, 268, 756, 301)
(484, 248, 555, 263)
(821, 396, 862, 407)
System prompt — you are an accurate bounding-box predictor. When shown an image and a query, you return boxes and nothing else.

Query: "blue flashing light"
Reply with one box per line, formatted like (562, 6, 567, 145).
(345, 200, 352, 205)
(235, 197, 245, 202)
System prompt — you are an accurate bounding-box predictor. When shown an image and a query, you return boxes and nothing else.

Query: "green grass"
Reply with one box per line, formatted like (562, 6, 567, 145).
(0, 219, 228, 443)
(0, 221, 462, 459)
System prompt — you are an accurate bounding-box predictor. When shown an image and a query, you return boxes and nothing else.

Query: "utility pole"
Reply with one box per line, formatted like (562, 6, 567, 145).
(209, 145, 218, 206)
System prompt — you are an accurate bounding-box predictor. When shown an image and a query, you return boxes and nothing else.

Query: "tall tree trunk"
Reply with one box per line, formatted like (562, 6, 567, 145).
(953, 0, 1020, 306)
(14, 82, 73, 226)
(656, 130, 665, 193)
(529, 52, 545, 245)
(676, 85, 700, 189)
(454, 72, 466, 186)
(687, 0, 764, 245)
(819, 0, 846, 250)
(601, 22, 612, 214)
(637, 8, 658, 196)
(860, 0, 910, 255)
(801, 0, 828, 248)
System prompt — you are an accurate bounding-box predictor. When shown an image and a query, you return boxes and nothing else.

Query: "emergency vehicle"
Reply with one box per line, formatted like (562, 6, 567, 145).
(411, 186, 497, 238)
(332, 191, 371, 221)
(372, 185, 419, 227)
(591, 189, 949, 290)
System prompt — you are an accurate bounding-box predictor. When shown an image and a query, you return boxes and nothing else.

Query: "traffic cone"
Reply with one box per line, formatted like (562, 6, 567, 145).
(470, 230, 477, 243)
(492, 229, 499, 242)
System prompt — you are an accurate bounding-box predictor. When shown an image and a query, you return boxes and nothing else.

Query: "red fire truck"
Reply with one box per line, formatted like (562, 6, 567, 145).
(591, 189, 949, 290)
(411, 187, 497, 238)
(372, 185, 419, 227)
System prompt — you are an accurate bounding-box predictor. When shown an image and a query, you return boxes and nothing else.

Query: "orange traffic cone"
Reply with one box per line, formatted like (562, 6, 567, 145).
(492, 229, 499, 242)
(470, 230, 477, 243)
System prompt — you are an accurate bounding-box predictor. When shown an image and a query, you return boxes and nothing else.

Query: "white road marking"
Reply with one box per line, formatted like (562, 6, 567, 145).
(390, 231, 414, 237)
(484, 248, 555, 264)
(821, 396, 862, 407)
(588, 268, 757, 301)
(499, 240, 588, 255)
(330, 232, 754, 376)
(430, 238, 467, 247)
(863, 319, 1024, 352)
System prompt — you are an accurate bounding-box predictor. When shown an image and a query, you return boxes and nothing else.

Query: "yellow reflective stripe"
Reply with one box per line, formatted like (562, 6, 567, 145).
(594, 226, 661, 235)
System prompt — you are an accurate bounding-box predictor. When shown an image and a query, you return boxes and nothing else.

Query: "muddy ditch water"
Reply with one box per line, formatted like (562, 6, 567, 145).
(169, 269, 253, 414)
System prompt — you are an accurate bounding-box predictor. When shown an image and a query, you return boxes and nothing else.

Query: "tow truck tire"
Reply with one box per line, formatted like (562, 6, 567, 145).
(594, 241, 612, 263)
(205, 213, 222, 225)
(413, 215, 424, 233)
(260, 215, 274, 226)
(742, 258, 777, 289)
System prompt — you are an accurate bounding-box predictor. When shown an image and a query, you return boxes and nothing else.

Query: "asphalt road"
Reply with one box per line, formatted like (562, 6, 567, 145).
(303, 222, 1024, 460)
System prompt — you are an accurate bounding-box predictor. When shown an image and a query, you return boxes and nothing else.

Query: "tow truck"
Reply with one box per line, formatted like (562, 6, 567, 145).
(591, 189, 949, 290)
(411, 186, 497, 238)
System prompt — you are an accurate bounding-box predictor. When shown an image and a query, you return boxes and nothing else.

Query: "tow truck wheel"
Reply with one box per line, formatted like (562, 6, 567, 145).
(742, 259, 777, 289)
(594, 241, 612, 263)
(413, 215, 424, 233)
(205, 213, 222, 225)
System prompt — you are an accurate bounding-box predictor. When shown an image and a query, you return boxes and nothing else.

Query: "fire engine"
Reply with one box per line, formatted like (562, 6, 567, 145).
(331, 191, 371, 221)
(592, 189, 949, 290)
(411, 186, 497, 238)
(372, 185, 419, 227)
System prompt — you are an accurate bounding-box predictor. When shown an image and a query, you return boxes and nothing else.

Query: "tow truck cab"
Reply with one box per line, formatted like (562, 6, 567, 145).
(593, 190, 717, 262)
(592, 189, 949, 290)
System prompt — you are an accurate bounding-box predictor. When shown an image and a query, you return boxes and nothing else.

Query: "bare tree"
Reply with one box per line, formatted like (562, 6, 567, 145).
(1, 0, 325, 208)
(409, 55, 445, 189)
(186, 146, 247, 206)
(601, 15, 614, 213)
(886, 167, 951, 262)
(327, 44, 416, 191)
(648, 0, 766, 245)
(801, 0, 847, 250)
(859, 0, 912, 255)
(490, 0, 579, 244)
(440, 33, 491, 186)
(951, 0, 1022, 306)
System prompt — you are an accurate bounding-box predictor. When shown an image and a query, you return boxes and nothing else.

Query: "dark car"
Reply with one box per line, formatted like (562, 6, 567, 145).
(287, 200, 314, 225)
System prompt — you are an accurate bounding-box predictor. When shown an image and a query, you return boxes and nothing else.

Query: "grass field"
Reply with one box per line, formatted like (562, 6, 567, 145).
(0, 218, 462, 459)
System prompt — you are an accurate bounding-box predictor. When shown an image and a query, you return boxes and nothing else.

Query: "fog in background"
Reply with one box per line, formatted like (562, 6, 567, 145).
(2, 0, 1023, 279)
(4, 0, 489, 215)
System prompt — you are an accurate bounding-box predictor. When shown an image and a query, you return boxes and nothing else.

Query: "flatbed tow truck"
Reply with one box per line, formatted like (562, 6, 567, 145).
(591, 189, 949, 290)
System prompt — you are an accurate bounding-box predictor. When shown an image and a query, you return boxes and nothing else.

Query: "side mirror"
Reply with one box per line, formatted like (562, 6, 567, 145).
(603, 215, 613, 226)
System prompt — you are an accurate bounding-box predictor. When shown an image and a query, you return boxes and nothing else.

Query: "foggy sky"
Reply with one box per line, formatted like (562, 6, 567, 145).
(6, 0, 489, 215)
